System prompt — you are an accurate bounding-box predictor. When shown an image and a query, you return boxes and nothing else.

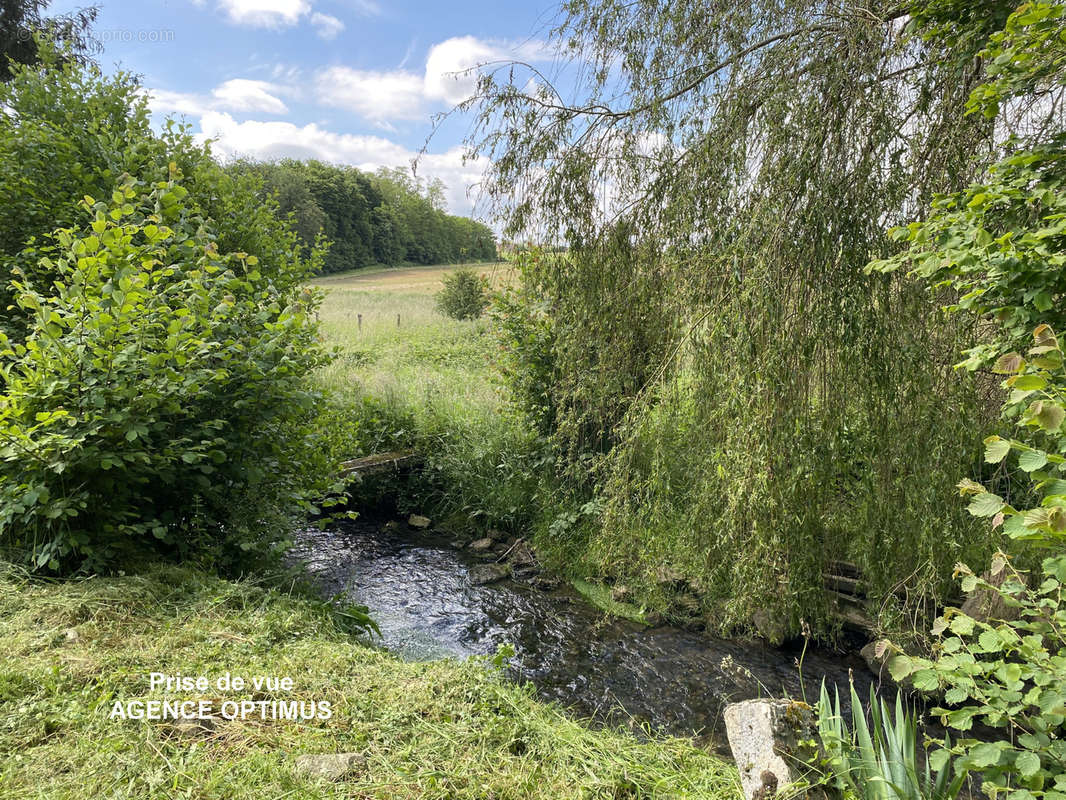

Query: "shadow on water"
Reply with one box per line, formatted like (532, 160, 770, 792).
(291, 516, 875, 746)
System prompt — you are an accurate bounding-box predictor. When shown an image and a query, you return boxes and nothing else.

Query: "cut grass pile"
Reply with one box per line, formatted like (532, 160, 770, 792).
(0, 562, 741, 799)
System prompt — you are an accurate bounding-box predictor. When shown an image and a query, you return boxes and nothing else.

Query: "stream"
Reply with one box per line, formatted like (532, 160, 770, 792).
(291, 516, 875, 747)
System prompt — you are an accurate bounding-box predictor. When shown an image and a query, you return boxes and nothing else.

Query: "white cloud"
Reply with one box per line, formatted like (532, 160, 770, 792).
(311, 36, 551, 125)
(310, 12, 344, 40)
(147, 80, 288, 117)
(424, 36, 548, 105)
(315, 66, 424, 121)
(215, 0, 310, 27)
(348, 0, 380, 15)
(148, 88, 215, 117)
(212, 79, 289, 113)
(197, 112, 486, 214)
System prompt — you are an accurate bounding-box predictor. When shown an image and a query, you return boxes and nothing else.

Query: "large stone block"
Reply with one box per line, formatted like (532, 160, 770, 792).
(724, 698, 816, 800)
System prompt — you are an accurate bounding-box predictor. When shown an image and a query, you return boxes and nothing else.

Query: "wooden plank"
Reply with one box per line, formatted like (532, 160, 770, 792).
(824, 573, 866, 598)
(340, 450, 420, 477)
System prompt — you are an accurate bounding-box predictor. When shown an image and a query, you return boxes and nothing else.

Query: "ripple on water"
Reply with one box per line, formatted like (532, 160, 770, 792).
(290, 518, 873, 739)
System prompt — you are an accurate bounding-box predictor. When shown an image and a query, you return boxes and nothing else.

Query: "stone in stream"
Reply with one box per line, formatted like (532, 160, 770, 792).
(294, 752, 367, 781)
(407, 514, 432, 529)
(750, 608, 788, 646)
(724, 699, 817, 800)
(468, 537, 494, 552)
(509, 541, 536, 568)
(468, 564, 510, 585)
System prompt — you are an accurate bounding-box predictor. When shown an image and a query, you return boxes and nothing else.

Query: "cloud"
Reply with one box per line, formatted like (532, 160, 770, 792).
(148, 88, 215, 117)
(424, 36, 548, 105)
(348, 0, 380, 16)
(197, 112, 487, 214)
(312, 36, 551, 124)
(212, 79, 289, 113)
(310, 12, 344, 40)
(315, 66, 424, 121)
(147, 80, 288, 116)
(215, 0, 310, 27)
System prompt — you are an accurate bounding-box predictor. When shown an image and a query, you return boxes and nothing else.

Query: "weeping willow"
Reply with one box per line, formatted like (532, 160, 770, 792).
(462, 0, 1021, 636)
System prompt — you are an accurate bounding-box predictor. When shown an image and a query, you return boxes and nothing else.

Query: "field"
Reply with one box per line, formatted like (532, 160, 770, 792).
(314, 263, 510, 422)
(312, 263, 544, 531)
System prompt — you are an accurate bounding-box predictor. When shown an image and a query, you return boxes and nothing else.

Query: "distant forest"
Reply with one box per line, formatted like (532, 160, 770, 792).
(228, 160, 498, 273)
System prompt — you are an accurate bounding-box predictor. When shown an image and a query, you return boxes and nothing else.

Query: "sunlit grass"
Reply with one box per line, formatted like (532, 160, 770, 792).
(0, 562, 742, 799)
(313, 263, 510, 420)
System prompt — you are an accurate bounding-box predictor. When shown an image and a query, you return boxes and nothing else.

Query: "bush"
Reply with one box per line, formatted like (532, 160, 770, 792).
(435, 268, 488, 320)
(0, 177, 337, 573)
(882, 327, 1066, 800)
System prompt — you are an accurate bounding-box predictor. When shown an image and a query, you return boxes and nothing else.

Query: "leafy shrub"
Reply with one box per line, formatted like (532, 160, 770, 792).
(881, 328, 1066, 800)
(435, 268, 488, 320)
(866, 2, 1066, 787)
(0, 177, 337, 573)
(490, 248, 558, 437)
(814, 682, 966, 800)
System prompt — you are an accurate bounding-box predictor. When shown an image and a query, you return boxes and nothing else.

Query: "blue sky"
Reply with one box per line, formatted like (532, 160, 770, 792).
(46, 0, 560, 217)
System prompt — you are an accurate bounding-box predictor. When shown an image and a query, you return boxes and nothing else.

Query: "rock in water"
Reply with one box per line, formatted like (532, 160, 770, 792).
(750, 609, 788, 646)
(724, 698, 816, 800)
(294, 752, 367, 781)
(468, 537, 494, 552)
(468, 564, 510, 585)
(407, 514, 431, 529)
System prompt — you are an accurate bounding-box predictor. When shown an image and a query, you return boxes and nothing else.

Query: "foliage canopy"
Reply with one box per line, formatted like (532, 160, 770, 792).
(466, 0, 1026, 634)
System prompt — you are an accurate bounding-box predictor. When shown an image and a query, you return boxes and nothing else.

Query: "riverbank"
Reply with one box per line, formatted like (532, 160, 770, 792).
(0, 561, 741, 799)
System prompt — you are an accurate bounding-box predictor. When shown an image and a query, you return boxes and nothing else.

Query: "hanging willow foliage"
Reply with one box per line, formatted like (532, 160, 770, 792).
(461, 0, 1033, 636)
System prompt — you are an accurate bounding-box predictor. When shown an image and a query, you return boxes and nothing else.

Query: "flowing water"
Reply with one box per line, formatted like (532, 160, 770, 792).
(292, 516, 875, 746)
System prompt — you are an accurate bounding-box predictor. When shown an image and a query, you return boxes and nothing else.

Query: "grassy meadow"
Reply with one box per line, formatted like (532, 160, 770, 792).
(313, 263, 545, 532)
(314, 263, 509, 418)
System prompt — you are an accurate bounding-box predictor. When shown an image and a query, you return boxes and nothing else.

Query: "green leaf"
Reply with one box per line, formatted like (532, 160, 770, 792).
(1037, 402, 1065, 431)
(1015, 750, 1040, 778)
(1019, 450, 1049, 472)
(968, 492, 1005, 517)
(970, 741, 1005, 768)
(1013, 375, 1048, 391)
(887, 654, 915, 682)
(985, 436, 1012, 463)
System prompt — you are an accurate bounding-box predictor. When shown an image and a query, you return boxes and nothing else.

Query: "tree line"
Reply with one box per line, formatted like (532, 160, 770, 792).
(226, 160, 498, 274)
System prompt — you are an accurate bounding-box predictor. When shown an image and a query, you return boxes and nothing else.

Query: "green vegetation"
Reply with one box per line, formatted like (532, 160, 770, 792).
(0, 1, 97, 82)
(814, 683, 966, 800)
(862, 6, 1066, 795)
(436, 267, 489, 320)
(0, 563, 741, 799)
(312, 265, 543, 532)
(460, 0, 1011, 639)
(0, 46, 347, 575)
(229, 161, 497, 273)
(4, 0, 1066, 797)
